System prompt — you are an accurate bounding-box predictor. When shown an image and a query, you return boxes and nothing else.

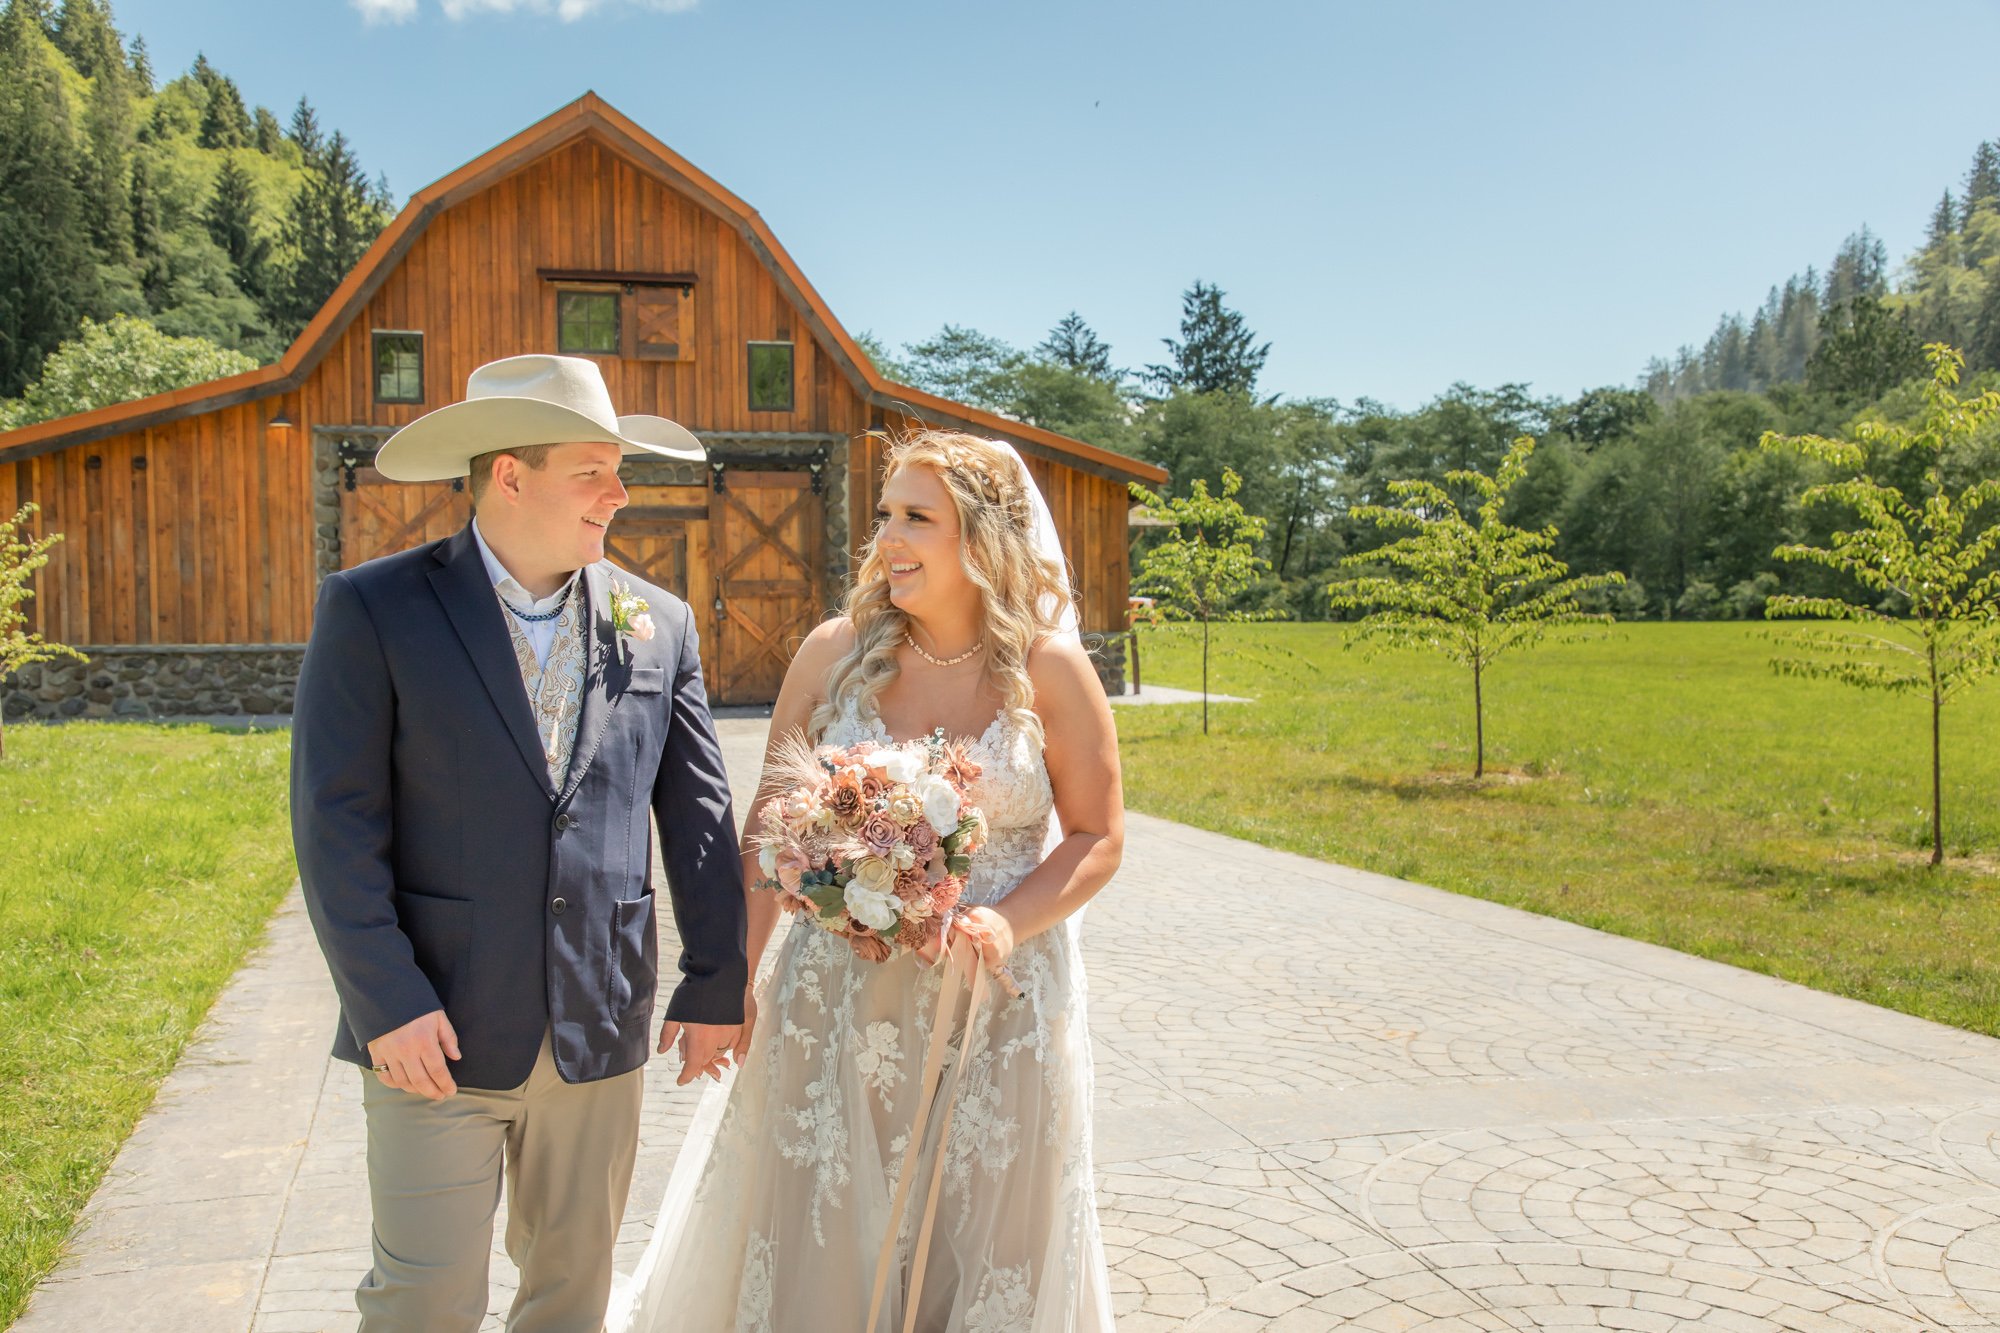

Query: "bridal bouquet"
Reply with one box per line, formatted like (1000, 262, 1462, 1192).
(752, 729, 989, 962)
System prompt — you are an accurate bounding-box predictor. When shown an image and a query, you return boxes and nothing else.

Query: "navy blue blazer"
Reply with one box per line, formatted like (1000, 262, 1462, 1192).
(290, 524, 747, 1089)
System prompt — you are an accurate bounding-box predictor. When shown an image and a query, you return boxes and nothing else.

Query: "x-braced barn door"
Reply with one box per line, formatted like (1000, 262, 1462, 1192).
(337, 446, 472, 569)
(708, 461, 825, 705)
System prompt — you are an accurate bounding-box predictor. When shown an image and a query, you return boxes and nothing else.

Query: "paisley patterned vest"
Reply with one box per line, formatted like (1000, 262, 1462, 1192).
(500, 579, 587, 788)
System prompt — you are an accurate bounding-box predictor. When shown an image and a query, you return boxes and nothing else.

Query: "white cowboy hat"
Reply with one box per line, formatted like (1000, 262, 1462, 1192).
(373, 353, 705, 482)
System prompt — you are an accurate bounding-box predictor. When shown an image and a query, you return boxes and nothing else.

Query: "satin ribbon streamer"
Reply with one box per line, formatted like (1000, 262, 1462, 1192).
(866, 935, 990, 1333)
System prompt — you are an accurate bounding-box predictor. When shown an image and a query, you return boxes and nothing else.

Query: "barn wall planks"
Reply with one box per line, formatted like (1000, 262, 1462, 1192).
(4, 405, 316, 645)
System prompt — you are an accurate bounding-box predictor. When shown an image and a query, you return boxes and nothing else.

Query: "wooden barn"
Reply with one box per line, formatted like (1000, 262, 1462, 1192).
(0, 93, 1165, 719)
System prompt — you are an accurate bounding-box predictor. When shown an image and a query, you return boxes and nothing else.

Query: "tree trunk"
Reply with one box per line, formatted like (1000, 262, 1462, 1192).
(1931, 685, 1943, 867)
(1201, 613, 1211, 736)
(0, 712, 7, 761)
(1473, 659, 1485, 779)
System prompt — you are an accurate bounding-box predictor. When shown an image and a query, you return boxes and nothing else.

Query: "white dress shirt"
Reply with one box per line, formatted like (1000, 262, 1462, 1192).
(471, 518, 580, 670)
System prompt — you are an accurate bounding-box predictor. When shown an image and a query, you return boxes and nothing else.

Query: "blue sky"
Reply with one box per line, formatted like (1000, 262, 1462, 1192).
(112, 0, 2000, 410)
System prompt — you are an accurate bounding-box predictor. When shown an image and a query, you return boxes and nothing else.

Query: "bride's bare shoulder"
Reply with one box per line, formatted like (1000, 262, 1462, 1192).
(1025, 634, 1101, 708)
(789, 615, 857, 676)
(804, 615, 856, 652)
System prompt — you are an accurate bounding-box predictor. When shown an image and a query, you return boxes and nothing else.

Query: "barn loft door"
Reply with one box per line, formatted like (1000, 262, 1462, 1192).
(338, 464, 471, 569)
(708, 463, 825, 706)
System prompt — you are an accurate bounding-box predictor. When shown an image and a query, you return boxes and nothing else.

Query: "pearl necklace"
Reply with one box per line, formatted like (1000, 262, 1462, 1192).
(905, 631, 984, 667)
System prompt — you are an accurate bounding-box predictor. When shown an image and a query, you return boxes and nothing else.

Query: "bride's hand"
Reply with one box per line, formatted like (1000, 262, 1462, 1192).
(951, 906, 1016, 981)
(734, 985, 758, 1063)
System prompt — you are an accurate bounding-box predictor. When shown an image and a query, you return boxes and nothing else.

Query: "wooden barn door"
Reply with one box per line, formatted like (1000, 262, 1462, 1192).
(708, 466, 824, 705)
(603, 485, 717, 685)
(339, 468, 471, 569)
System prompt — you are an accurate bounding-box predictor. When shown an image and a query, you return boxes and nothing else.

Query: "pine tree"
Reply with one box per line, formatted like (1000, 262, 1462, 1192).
(0, 0, 104, 395)
(278, 129, 383, 332)
(1927, 190, 1959, 252)
(205, 154, 269, 301)
(1968, 275, 2000, 373)
(1778, 274, 1819, 382)
(1037, 312, 1116, 380)
(1963, 141, 2000, 222)
(7, 0, 54, 37)
(1823, 229, 1889, 310)
(252, 105, 282, 154)
(125, 30, 147, 88)
(128, 151, 165, 307)
(1144, 280, 1271, 396)
(286, 96, 321, 159)
(198, 73, 251, 149)
(51, 0, 113, 78)
(79, 18, 133, 263)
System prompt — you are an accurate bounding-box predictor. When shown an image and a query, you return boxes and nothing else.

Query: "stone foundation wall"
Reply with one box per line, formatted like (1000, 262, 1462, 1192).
(4, 632, 1125, 719)
(3, 646, 306, 721)
(1085, 630, 1128, 697)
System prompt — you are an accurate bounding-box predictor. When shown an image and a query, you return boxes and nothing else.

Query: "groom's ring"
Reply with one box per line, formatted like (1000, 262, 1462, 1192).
(371, 1063, 390, 1072)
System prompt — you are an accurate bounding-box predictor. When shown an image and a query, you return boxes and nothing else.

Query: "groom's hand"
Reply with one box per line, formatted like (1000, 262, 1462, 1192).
(366, 1009, 462, 1101)
(657, 1020, 741, 1086)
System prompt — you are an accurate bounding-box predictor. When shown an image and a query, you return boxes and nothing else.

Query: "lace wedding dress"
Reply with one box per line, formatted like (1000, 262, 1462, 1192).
(607, 698, 1115, 1333)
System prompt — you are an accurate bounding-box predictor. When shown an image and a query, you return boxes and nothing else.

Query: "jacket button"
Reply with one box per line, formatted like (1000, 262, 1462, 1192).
(554, 813, 573, 831)
(551, 897, 567, 915)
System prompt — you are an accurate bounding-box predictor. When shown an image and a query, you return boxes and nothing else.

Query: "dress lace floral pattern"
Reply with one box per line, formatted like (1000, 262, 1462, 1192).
(607, 697, 1116, 1333)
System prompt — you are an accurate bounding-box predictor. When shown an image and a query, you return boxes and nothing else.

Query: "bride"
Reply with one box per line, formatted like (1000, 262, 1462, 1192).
(609, 430, 1124, 1332)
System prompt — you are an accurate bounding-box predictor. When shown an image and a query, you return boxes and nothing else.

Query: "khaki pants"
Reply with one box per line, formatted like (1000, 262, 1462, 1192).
(356, 1028, 644, 1333)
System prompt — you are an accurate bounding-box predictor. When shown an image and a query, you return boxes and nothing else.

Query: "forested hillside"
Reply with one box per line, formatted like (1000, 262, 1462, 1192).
(1645, 140, 2000, 402)
(0, 0, 389, 420)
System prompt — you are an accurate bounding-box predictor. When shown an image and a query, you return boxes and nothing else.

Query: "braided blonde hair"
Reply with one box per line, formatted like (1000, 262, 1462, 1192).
(811, 430, 1074, 745)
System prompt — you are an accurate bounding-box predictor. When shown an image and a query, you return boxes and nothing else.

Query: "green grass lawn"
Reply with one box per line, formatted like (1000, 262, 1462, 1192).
(1118, 621, 2000, 1035)
(0, 723, 295, 1329)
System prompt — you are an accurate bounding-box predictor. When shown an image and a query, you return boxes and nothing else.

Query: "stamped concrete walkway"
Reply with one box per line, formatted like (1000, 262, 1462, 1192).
(17, 716, 2000, 1332)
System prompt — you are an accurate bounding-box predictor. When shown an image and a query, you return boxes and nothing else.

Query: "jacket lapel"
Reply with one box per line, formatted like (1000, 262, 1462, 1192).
(427, 525, 557, 801)
(560, 562, 628, 806)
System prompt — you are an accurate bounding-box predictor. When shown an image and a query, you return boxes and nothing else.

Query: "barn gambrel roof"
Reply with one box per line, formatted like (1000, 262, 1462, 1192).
(0, 92, 1166, 487)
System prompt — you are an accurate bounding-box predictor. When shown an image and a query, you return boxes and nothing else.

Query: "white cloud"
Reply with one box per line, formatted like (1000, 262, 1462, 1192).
(438, 0, 697, 19)
(352, 0, 419, 23)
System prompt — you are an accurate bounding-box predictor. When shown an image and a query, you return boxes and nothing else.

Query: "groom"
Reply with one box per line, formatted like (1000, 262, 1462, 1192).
(291, 354, 748, 1331)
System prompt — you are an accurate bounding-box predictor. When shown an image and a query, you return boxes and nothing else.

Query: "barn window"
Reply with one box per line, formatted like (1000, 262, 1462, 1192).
(557, 290, 620, 355)
(373, 331, 424, 404)
(748, 342, 793, 412)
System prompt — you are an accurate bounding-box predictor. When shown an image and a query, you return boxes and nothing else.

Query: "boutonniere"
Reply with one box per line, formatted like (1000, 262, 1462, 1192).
(609, 580, 656, 641)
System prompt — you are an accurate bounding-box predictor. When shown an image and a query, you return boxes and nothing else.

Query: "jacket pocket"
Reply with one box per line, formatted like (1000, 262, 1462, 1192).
(626, 667, 664, 695)
(394, 889, 473, 1008)
(607, 892, 658, 1022)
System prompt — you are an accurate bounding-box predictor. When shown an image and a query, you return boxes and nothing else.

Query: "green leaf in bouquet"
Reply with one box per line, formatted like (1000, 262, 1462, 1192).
(806, 880, 846, 918)
(946, 853, 971, 877)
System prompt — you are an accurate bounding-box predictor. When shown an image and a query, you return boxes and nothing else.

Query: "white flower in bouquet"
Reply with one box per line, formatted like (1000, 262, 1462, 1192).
(889, 843, 917, 872)
(758, 842, 779, 879)
(844, 881, 901, 932)
(863, 748, 924, 783)
(911, 772, 961, 836)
